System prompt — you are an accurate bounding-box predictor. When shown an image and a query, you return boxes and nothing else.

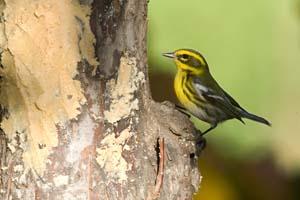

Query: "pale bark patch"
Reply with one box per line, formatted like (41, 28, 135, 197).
(53, 175, 69, 187)
(96, 126, 134, 183)
(0, 0, 97, 174)
(104, 54, 145, 124)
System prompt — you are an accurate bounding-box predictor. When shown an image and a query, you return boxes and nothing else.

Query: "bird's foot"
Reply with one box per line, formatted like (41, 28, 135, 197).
(189, 129, 206, 167)
(194, 129, 206, 156)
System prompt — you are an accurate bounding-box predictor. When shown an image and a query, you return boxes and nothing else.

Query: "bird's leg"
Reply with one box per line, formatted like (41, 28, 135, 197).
(201, 124, 217, 136)
(175, 104, 191, 118)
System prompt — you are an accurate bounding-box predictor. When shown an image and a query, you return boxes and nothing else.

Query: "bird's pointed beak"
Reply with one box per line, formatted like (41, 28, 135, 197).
(162, 52, 175, 59)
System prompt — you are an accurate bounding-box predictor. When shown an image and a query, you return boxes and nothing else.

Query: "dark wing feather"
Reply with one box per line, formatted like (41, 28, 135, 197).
(203, 91, 245, 123)
(192, 77, 245, 123)
(223, 90, 247, 112)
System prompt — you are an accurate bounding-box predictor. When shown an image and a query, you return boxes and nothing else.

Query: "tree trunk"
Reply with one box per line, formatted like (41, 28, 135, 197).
(0, 0, 200, 199)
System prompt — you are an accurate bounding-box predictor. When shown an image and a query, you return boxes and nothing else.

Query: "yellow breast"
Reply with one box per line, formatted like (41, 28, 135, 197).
(174, 71, 211, 123)
(174, 71, 194, 109)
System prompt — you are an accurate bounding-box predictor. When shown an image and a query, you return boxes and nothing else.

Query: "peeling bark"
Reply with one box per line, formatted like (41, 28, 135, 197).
(0, 0, 200, 199)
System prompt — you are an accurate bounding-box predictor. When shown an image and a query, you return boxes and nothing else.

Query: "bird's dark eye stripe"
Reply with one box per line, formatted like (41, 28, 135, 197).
(182, 54, 189, 59)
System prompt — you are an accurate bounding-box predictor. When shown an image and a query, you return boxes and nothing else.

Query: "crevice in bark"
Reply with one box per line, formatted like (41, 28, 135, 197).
(145, 137, 165, 200)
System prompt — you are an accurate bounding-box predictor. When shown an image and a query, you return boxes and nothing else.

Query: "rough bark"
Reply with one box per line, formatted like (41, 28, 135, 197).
(0, 0, 200, 199)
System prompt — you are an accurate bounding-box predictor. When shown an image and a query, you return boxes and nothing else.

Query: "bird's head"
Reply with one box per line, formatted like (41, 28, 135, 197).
(163, 49, 209, 75)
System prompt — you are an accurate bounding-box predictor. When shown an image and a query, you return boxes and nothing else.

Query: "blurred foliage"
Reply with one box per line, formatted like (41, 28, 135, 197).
(195, 149, 300, 200)
(148, 0, 300, 173)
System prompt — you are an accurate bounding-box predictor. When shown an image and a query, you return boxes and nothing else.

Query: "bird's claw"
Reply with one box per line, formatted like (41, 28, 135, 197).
(195, 136, 206, 156)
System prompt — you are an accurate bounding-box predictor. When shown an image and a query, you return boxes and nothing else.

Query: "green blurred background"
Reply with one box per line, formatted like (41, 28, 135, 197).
(147, 0, 300, 199)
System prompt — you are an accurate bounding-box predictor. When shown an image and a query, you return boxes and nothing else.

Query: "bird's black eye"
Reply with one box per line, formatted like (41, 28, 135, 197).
(182, 54, 189, 59)
(178, 54, 189, 63)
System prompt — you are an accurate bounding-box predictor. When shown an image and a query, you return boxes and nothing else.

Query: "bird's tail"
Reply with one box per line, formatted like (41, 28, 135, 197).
(241, 111, 271, 126)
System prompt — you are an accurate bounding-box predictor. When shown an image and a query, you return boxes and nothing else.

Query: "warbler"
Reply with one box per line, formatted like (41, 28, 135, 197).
(163, 49, 271, 135)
